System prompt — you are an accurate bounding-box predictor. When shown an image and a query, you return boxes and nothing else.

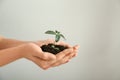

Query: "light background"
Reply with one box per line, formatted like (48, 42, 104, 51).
(0, 0, 120, 80)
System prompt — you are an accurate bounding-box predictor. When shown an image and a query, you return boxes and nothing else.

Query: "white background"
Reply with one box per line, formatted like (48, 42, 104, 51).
(0, 0, 120, 80)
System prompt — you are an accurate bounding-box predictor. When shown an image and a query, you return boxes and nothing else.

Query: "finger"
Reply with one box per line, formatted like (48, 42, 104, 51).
(51, 56, 70, 67)
(52, 51, 76, 67)
(71, 49, 78, 57)
(51, 47, 78, 67)
(43, 60, 57, 69)
(56, 48, 73, 60)
(52, 59, 70, 67)
(73, 45, 80, 50)
(73, 45, 79, 57)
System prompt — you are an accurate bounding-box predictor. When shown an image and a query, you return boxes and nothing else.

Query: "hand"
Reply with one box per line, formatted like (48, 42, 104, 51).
(20, 43, 56, 69)
(45, 42, 79, 69)
(35, 40, 79, 69)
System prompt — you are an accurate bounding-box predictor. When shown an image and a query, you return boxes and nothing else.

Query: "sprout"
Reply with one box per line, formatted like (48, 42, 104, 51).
(45, 30, 66, 42)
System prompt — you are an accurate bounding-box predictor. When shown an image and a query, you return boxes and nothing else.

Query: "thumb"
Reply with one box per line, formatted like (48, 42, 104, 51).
(35, 52, 56, 61)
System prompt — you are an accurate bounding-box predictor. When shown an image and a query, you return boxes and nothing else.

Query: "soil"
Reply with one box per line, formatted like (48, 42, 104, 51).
(41, 43, 68, 55)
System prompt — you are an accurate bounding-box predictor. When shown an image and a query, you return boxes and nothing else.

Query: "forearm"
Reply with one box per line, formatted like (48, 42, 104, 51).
(0, 37, 29, 50)
(0, 45, 23, 66)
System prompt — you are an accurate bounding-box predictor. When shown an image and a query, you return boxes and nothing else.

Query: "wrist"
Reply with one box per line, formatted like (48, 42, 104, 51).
(19, 43, 40, 58)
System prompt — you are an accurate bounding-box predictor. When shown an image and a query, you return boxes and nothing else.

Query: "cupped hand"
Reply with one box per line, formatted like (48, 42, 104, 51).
(44, 45, 79, 69)
(20, 43, 56, 69)
(31, 39, 79, 70)
(36, 40, 79, 69)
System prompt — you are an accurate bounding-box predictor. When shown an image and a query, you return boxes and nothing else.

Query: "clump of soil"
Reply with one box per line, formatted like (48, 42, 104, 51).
(41, 43, 68, 55)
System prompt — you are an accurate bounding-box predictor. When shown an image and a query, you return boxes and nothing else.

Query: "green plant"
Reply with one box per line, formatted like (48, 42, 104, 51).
(45, 30, 66, 42)
(41, 30, 68, 54)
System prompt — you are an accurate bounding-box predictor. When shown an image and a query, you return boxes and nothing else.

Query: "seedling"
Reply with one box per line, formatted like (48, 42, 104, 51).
(45, 30, 66, 43)
(41, 30, 68, 54)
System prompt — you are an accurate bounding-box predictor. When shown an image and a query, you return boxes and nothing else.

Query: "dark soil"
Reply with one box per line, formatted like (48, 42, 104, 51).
(41, 43, 68, 55)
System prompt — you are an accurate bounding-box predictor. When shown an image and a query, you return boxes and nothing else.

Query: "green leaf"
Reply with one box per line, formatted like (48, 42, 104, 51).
(55, 30, 60, 34)
(45, 30, 66, 42)
(60, 34, 66, 40)
(45, 30, 56, 35)
(55, 35, 60, 42)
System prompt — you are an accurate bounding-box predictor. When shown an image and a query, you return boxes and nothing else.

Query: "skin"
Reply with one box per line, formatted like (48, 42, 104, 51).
(0, 37, 79, 70)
